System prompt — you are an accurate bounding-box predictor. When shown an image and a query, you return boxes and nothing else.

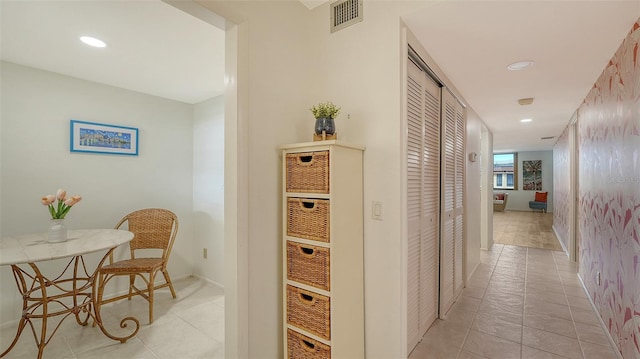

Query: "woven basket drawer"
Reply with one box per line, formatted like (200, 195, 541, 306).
(287, 241, 330, 291)
(286, 285, 331, 340)
(286, 151, 330, 194)
(287, 329, 331, 359)
(287, 198, 330, 242)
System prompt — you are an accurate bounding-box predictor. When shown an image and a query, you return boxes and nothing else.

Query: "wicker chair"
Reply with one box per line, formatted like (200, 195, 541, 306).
(493, 193, 509, 212)
(97, 208, 178, 324)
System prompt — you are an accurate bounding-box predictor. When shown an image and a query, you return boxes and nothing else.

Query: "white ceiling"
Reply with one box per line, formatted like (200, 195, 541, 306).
(402, 1, 640, 151)
(1, 1, 638, 151)
(0, 0, 225, 104)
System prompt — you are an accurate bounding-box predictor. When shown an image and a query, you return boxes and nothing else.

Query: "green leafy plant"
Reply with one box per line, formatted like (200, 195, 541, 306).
(310, 101, 341, 119)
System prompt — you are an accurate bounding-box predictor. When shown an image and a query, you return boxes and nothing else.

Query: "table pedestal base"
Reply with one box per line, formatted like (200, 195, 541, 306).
(0, 251, 139, 359)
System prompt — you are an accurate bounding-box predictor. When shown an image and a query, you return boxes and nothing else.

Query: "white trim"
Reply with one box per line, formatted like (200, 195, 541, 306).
(399, 25, 409, 359)
(553, 225, 570, 256)
(569, 111, 579, 263)
(192, 273, 224, 289)
(576, 274, 623, 359)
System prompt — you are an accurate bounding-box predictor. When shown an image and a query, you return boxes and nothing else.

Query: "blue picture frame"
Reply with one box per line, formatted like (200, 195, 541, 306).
(70, 120, 138, 156)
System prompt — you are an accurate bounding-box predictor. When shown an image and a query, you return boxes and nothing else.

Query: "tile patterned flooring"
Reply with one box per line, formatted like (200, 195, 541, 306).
(409, 223, 620, 358)
(0, 276, 224, 358)
(493, 211, 563, 251)
(1, 212, 619, 359)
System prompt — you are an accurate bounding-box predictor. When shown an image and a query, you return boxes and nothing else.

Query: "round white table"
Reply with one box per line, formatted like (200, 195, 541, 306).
(0, 229, 139, 359)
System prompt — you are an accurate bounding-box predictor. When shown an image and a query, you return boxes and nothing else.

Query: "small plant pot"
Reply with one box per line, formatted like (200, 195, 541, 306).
(314, 117, 335, 135)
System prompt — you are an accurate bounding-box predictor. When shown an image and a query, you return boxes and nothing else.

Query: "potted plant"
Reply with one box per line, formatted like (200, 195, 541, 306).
(310, 101, 341, 135)
(41, 188, 82, 242)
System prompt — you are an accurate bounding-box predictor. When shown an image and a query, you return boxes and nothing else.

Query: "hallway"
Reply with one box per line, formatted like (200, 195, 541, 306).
(408, 244, 619, 358)
(493, 211, 562, 251)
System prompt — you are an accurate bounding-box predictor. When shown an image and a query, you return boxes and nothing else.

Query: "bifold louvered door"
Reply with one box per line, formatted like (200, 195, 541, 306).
(439, 88, 465, 317)
(281, 141, 364, 359)
(407, 59, 441, 353)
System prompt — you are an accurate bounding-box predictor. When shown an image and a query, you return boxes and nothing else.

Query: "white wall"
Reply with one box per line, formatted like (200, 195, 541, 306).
(481, 125, 494, 249)
(465, 109, 483, 281)
(198, 1, 493, 358)
(196, 2, 316, 357)
(0, 61, 195, 324)
(193, 96, 225, 284)
(312, 5, 406, 358)
(494, 150, 554, 212)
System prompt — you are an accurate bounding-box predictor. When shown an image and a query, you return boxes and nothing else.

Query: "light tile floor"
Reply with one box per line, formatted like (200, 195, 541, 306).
(408, 244, 620, 359)
(0, 276, 224, 359)
(493, 211, 562, 251)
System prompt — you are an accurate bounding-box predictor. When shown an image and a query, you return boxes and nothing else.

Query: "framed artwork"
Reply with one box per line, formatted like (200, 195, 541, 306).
(70, 120, 138, 156)
(522, 160, 542, 190)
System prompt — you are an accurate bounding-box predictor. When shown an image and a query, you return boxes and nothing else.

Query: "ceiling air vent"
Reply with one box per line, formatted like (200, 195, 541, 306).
(518, 97, 534, 105)
(330, 0, 363, 33)
(541, 136, 555, 140)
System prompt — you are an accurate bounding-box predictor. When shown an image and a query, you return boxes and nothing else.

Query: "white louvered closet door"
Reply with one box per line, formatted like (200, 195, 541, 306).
(454, 105, 465, 296)
(440, 89, 465, 317)
(407, 59, 441, 353)
(407, 59, 422, 352)
(420, 69, 440, 336)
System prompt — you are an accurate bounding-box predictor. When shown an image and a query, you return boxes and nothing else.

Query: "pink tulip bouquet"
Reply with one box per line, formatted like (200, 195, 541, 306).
(41, 189, 82, 219)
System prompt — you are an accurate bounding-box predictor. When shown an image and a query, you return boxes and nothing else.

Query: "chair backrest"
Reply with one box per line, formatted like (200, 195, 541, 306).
(115, 208, 178, 261)
(534, 191, 548, 203)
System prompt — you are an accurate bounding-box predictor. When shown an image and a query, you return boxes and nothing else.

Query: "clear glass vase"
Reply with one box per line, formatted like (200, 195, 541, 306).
(314, 117, 336, 135)
(48, 218, 68, 243)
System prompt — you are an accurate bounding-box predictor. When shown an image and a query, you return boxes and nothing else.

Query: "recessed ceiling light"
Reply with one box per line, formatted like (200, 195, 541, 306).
(507, 60, 534, 70)
(80, 36, 107, 48)
(520, 118, 533, 123)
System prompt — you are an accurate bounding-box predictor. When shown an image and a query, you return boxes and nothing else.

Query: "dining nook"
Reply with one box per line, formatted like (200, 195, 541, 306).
(1, 43, 225, 357)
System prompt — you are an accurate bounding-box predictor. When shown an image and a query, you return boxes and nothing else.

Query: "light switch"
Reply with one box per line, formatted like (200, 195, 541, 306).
(372, 201, 383, 221)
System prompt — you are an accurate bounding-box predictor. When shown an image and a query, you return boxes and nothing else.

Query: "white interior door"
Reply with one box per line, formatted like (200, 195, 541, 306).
(440, 88, 465, 317)
(407, 59, 423, 351)
(420, 65, 441, 337)
(454, 100, 465, 296)
(407, 58, 441, 353)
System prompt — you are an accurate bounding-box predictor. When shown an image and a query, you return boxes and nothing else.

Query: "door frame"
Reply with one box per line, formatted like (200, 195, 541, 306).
(569, 112, 579, 264)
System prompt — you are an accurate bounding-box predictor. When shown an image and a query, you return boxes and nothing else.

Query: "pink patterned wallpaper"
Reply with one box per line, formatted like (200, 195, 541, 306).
(553, 126, 570, 252)
(578, 20, 640, 358)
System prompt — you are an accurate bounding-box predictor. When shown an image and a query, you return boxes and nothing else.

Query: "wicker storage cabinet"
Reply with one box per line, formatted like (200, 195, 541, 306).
(287, 329, 331, 359)
(281, 141, 364, 358)
(286, 241, 330, 291)
(286, 151, 330, 194)
(286, 285, 331, 340)
(286, 198, 330, 242)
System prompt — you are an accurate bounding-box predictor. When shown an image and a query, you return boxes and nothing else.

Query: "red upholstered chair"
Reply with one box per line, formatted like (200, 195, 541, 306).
(534, 191, 548, 202)
(529, 192, 548, 212)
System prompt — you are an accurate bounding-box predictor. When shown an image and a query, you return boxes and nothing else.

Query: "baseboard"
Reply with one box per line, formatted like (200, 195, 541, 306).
(552, 225, 570, 256)
(191, 273, 224, 289)
(576, 274, 623, 359)
(465, 261, 480, 287)
(500, 208, 553, 213)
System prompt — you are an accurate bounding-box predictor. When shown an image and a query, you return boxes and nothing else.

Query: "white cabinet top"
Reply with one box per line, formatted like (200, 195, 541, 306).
(280, 140, 365, 151)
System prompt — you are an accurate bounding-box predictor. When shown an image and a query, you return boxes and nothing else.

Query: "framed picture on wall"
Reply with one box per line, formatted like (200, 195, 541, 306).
(522, 160, 542, 190)
(70, 120, 138, 156)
